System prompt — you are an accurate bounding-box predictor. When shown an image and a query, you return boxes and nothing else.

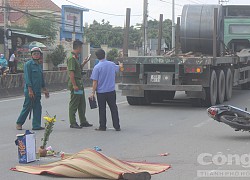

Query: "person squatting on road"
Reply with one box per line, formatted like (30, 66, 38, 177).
(90, 49, 123, 131)
(0, 54, 8, 75)
(16, 47, 49, 130)
(67, 40, 93, 129)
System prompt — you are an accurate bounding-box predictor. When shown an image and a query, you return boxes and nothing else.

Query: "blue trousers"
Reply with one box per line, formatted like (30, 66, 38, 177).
(16, 95, 42, 129)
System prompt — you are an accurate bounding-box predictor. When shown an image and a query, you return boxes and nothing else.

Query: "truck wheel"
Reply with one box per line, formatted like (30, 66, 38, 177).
(126, 92, 151, 106)
(127, 96, 140, 105)
(225, 68, 233, 101)
(217, 70, 225, 104)
(204, 70, 217, 106)
(140, 91, 151, 105)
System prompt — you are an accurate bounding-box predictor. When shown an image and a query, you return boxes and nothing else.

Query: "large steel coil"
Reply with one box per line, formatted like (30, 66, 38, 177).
(180, 5, 222, 55)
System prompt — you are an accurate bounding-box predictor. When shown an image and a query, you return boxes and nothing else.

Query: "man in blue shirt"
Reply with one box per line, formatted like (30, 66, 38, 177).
(16, 47, 49, 130)
(90, 49, 123, 131)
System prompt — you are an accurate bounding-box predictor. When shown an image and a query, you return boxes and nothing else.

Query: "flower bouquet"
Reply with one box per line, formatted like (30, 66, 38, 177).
(38, 114, 56, 157)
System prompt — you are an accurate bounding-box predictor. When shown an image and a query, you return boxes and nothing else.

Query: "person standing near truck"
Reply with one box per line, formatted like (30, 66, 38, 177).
(90, 49, 123, 131)
(16, 47, 49, 130)
(67, 40, 93, 129)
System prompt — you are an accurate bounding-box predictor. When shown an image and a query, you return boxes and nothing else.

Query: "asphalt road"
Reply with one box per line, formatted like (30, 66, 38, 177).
(1, 86, 250, 180)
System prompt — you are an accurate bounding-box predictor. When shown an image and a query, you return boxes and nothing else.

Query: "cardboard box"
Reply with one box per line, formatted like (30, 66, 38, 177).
(15, 130, 36, 164)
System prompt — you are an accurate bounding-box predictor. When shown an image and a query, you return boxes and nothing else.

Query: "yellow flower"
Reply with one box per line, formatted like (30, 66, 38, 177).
(43, 116, 56, 123)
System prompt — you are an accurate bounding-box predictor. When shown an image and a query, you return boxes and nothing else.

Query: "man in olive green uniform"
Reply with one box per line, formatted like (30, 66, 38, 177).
(67, 40, 93, 129)
(16, 47, 49, 130)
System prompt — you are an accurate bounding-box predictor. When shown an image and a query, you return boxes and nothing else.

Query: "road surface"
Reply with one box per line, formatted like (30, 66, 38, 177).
(1, 86, 250, 180)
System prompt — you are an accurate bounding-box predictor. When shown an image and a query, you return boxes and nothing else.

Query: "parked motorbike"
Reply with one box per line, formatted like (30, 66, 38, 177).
(207, 105, 250, 131)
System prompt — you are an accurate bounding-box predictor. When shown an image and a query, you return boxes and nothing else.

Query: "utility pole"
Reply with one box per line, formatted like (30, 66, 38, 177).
(172, 0, 175, 52)
(143, 0, 148, 56)
(157, 14, 163, 56)
(123, 8, 131, 58)
(72, 16, 76, 41)
(3, 0, 8, 56)
(213, 8, 218, 59)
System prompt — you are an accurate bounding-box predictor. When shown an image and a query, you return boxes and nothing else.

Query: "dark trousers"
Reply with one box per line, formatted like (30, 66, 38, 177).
(9, 61, 14, 73)
(16, 95, 42, 129)
(97, 90, 120, 129)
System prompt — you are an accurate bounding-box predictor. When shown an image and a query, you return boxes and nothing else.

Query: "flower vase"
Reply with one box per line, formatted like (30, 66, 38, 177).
(38, 146, 47, 157)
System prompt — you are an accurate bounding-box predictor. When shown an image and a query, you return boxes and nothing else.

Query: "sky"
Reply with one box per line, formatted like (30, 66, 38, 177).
(51, 0, 250, 27)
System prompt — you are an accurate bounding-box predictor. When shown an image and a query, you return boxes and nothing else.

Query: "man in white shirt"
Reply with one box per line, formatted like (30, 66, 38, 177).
(9, 50, 17, 73)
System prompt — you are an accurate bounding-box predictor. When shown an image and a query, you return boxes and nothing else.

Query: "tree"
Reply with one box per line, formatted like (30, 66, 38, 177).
(47, 45, 66, 68)
(26, 17, 57, 41)
(107, 48, 119, 61)
(147, 19, 172, 47)
(84, 19, 172, 49)
(85, 20, 123, 48)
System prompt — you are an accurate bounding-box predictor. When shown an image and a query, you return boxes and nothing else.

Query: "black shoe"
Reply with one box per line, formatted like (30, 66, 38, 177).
(70, 123, 82, 129)
(115, 128, 121, 131)
(80, 122, 93, 127)
(95, 128, 106, 131)
(122, 172, 151, 180)
(32, 127, 45, 130)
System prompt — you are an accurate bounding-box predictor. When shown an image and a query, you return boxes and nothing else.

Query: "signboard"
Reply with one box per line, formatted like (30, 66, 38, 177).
(64, 9, 82, 33)
(61, 5, 88, 33)
(61, 5, 89, 41)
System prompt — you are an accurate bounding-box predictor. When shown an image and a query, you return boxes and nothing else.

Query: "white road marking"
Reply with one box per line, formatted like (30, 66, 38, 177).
(117, 101, 127, 105)
(194, 119, 211, 128)
(0, 90, 127, 105)
(0, 96, 24, 103)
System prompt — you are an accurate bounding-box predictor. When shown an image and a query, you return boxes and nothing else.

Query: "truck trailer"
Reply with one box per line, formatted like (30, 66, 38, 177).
(119, 4, 250, 107)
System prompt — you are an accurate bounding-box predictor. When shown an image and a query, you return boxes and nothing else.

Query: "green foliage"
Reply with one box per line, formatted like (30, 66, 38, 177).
(85, 20, 142, 49)
(47, 45, 66, 67)
(136, 19, 172, 47)
(107, 48, 119, 61)
(26, 17, 57, 41)
(85, 19, 172, 49)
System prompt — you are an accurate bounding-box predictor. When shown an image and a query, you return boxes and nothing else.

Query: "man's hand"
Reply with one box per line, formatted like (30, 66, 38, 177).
(81, 57, 91, 67)
(73, 85, 79, 91)
(43, 89, 50, 99)
(118, 61, 124, 71)
(28, 88, 34, 99)
(89, 92, 95, 100)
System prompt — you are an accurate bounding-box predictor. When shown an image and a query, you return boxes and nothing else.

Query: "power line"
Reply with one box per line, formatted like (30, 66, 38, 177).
(185, 0, 199, 4)
(66, 0, 142, 17)
(0, 6, 83, 28)
(158, 0, 183, 6)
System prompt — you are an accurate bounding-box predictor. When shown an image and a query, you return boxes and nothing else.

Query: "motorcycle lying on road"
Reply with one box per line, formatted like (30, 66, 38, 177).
(207, 105, 250, 131)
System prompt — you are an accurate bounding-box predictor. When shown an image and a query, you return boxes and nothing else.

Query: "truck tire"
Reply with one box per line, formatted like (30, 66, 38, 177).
(126, 92, 151, 106)
(217, 70, 225, 104)
(225, 68, 233, 101)
(127, 96, 140, 105)
(204, 70, 217, 106)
